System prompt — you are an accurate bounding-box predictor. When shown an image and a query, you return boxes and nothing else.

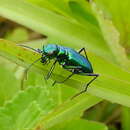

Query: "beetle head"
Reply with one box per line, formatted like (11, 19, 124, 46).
(42, 44, 58, 59)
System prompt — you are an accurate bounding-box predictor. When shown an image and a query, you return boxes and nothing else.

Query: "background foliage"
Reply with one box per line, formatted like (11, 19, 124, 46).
(0, 0, 130, 129)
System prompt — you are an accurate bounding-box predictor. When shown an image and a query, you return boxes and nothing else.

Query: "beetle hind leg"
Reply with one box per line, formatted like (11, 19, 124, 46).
(52, 66, 82, 86)
(71, 73, 99, 99)
(52, 73, 74, 86)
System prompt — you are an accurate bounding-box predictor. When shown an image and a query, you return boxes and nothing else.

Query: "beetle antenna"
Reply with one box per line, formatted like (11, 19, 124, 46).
(18, 44, 42, 53)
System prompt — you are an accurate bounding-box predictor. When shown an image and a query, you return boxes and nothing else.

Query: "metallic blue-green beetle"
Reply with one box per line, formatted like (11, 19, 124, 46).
(19, 44, 99, 98)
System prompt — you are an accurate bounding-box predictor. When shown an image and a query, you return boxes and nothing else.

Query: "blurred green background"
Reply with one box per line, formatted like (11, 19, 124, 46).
(0, 0, 130, 130)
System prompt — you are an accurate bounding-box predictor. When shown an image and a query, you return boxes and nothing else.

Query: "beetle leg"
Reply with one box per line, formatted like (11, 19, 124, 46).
(71, 73, 99, 99)
(63, 65, 82, 69)
(52, 73, 74, 86)
(52, 66, 82, 86)
(20, 58, 41, 90)
(45, 60, 57, 80)
(78, 48, 89, 60)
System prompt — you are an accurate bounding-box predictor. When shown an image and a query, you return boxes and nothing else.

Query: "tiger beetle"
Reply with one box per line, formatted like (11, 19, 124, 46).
(19, 44, 99, 98)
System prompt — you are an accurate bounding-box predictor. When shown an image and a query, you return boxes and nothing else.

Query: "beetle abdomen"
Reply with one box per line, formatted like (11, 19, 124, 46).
(56, 45, 93, 73)
(66, 48, 93, 73)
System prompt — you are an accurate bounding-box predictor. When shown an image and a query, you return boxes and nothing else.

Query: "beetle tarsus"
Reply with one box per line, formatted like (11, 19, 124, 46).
(71, 74, 99, 99)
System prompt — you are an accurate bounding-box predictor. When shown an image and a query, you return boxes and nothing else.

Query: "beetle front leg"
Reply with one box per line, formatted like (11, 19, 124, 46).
(45, 60, 57, 80)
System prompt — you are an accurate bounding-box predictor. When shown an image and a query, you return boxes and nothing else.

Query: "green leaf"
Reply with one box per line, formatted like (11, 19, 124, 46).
(0, 86, 55, 130)
(69, 0, 99, 27)
(0, 63, 19, 106)
(91, 2, 130, 69)
(35, 94, 101, 129)
(27, 0, 72, 18)
(94, 0, 130, 47)
(48, 118, 108, 130)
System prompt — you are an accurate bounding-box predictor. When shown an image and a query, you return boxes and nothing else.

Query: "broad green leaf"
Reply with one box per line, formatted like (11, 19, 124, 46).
(0, 86, 55, 130)
(35, 94, 101, 129)
(15, 101, 41, 129)
(48, 118, 108, 130)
